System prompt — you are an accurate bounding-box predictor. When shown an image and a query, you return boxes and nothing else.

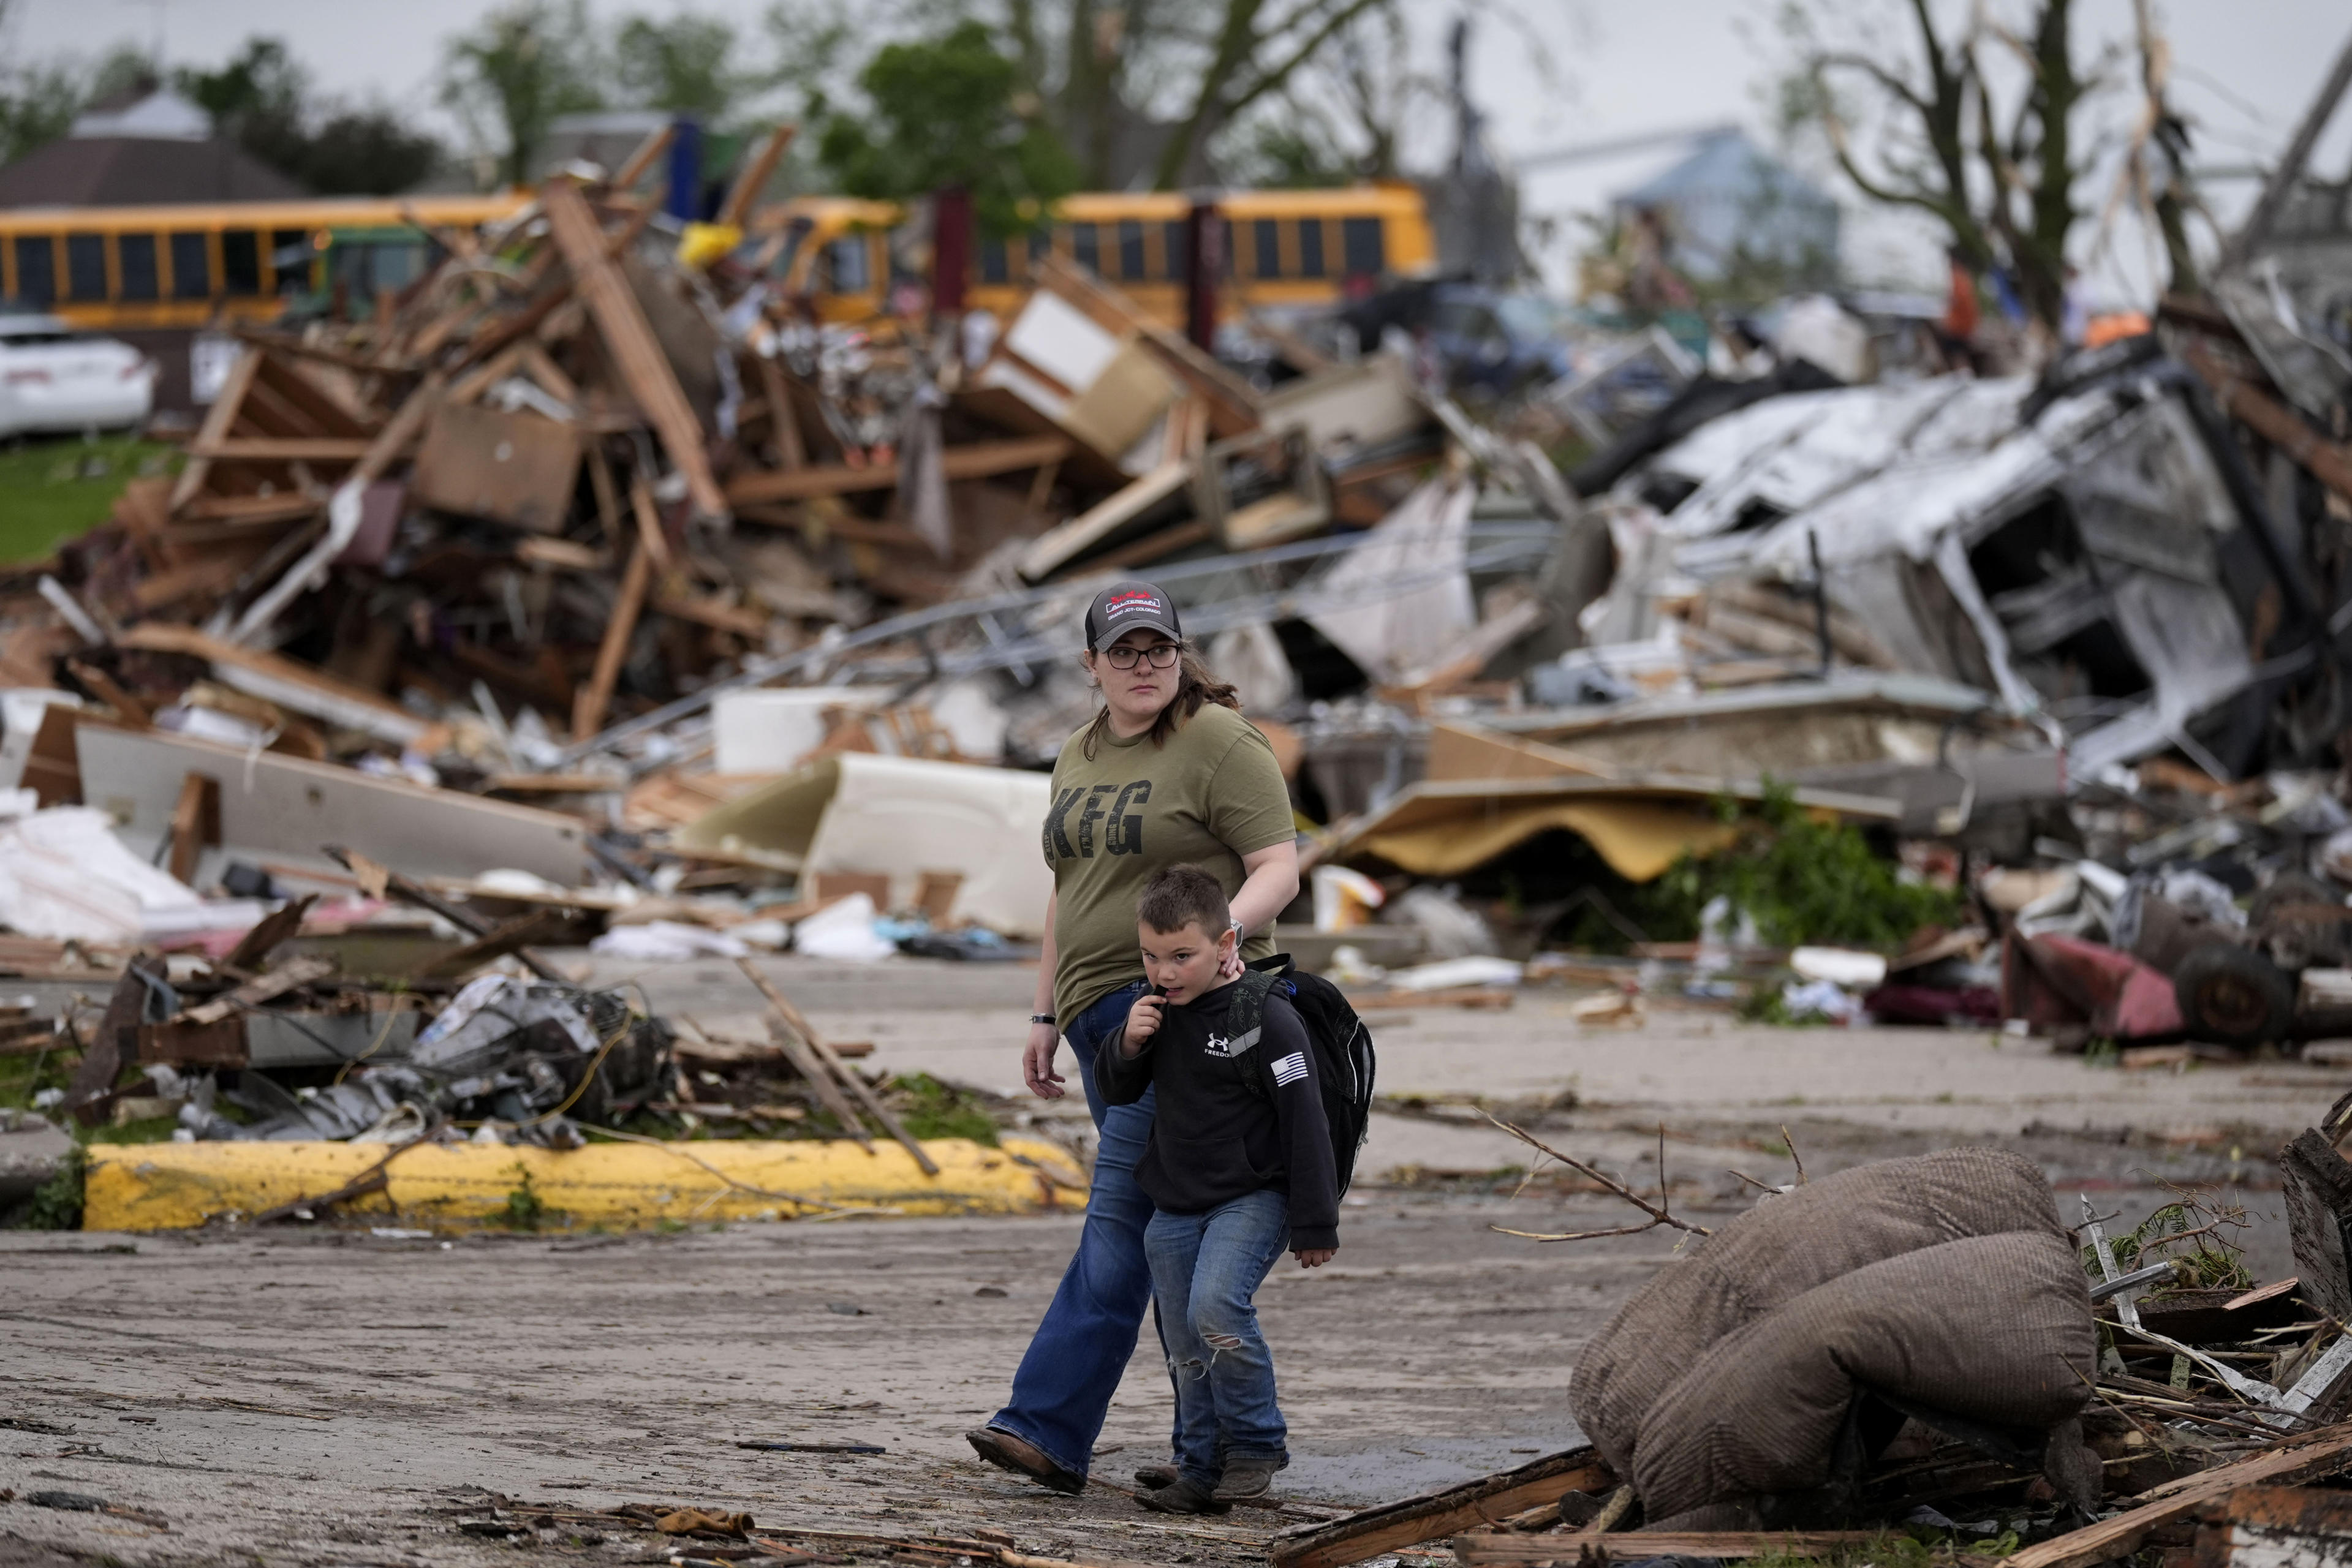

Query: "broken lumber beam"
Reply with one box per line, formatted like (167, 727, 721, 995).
(182, 954, 338, 1026)
(186, 437, 377, 462)
(611, 124, 676, 192)
(324, 846, 568, 985)
(733, 956, 906, 1161)
(2278, 1103, 2352, 1325)
(1268, 1447, 1617, 1568)
(543, 177, 729, 521)
(136, 1016, 247, 1068)
(2006, 1422, 2352, 1568)
(1033, 254, 1260, 438)
(725, 436, 1072, 507)
(2186, 342, 2352, 503)
(220, 893, 320, 973)
(168, 347, 262, 511)
(166, 770, 220, 885)
(412, 908, 577, 980)
(736, 957, 938, 1174)
(571, 530, 655, 741)
(64, 957, 164, 1126)
(118, 624, 429, 747)
(719, 124, 796, 228)
(1453, 1533, 1881, 1564)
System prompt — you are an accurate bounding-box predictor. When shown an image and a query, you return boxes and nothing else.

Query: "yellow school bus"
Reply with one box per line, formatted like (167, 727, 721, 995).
(0, 194, 531, 333)
(751, 183, 1435, 327)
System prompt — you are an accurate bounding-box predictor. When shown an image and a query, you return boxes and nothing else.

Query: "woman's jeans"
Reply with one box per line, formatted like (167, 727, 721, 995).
(1144, 1189, 1292, 1487)
(986, 980, 1160, 1477)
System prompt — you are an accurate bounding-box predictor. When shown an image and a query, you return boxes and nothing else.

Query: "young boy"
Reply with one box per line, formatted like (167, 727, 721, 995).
(1097, 864, 1338, 1515)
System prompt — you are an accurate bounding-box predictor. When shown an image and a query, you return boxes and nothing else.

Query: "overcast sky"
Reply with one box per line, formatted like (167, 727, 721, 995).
(6, 0, 2348, 300)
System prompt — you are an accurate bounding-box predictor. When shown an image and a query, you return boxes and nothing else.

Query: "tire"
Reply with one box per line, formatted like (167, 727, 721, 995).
(2252, 872, 2339, 929)
(2172, 942, 2296, 1047)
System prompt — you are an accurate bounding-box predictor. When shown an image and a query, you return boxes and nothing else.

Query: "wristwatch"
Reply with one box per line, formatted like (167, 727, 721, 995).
(1030, 1013, 1056, 1027)
(1228, 918, 1246, 943)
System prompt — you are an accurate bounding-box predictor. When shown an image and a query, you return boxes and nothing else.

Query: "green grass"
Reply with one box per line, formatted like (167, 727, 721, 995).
(890, 1072, 1000, 1145)
(0, 434, 181, 562)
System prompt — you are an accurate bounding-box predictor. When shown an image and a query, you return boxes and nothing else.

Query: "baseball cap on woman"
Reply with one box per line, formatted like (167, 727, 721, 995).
(1083, 580, 1182, 652)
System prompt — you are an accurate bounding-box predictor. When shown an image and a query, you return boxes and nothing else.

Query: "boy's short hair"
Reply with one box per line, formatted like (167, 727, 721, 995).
(1137, 864, 1231, 937)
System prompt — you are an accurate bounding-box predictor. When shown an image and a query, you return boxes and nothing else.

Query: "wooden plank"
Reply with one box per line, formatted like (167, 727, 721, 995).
(543, 178, 729, 520)
(655, 592, 771, 639)
(719, 124, 797, 228)
(1086, 517, 1216, 573)
(119, 624, 427, 744)
(64, 958, 162, 1126)
(516, 537, 611, 573)
(2187, 342, 2352, 503)
(1269, 1449, 1618, 1568)
(169, 346, 262, 511)
(1454, 1532, 1881, 1565)
(1033, 254, 1261, 438)
(726, 436, 1072, 507)
(66, 660, 151, 728)
(2007, 1423, 2352, 1568)
(732, 958, 874, 1153)
(166, 769, 219, 884)
(753, 353, 808, 470)
(412, 908, 575, 981)
(221, 893, 320, 973)
(135, 1016, 247, 1068)
(1017, 461, 1192, 582)
(571, 533, 654, 742)
(611, 124, 676, 192)
(187, 437, 376, 462)
(182, 954, 338, 1026)
(735, 957, 939, 1173)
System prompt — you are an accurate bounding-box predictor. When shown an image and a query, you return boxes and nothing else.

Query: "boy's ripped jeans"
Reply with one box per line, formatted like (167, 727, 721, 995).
(1141, 1189, 1292, 1488)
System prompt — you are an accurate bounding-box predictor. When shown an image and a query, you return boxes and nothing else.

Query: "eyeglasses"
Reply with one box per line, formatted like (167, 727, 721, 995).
(1103, 643, 1181, 670)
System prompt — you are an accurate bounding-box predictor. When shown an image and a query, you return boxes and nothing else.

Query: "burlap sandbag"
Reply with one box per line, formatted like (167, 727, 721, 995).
(1569, 1147, 2070, 1482)
(1629, 1229, 2095, 1523)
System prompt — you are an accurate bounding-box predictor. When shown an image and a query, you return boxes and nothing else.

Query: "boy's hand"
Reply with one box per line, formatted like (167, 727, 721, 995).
(1293, 1246, 1336, 1268)
(1121, 992, 1165, 1056)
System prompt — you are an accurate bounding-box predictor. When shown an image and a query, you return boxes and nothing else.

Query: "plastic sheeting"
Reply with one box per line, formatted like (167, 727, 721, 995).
(0, 805, 211, 943)
(679, 753, 1052, 937)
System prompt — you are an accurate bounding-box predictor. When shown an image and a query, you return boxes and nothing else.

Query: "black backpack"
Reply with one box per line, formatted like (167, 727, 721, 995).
(1227, 954, 1377, 1197)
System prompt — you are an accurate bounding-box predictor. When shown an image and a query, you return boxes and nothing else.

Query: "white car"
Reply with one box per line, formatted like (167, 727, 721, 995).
(0, 314, 154, 439)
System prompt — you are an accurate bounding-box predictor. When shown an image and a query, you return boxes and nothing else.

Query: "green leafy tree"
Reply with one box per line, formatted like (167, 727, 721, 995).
(439, 0, 606, 189)
(815, 21, 1077, 235)
(180, 37, 438, 195)
(0, 61, 84, 165)
(615, 11, 744, 121)
(179, 38, 310, 173)
(301, 109, 442, 195)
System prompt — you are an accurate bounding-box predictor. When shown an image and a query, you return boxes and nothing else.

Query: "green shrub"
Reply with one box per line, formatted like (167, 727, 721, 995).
(1638, 783, 1960, 949)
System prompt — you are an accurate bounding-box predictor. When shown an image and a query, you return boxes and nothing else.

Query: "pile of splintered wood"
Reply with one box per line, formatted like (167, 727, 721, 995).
(2, 142, 1208, 780)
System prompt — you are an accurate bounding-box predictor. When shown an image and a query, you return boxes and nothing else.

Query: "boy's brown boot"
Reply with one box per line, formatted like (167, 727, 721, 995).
(1136, 1476, 1230, 1515)
(1133, 1463, 1180, 1490)
(1212, 1456, 1280, 1501)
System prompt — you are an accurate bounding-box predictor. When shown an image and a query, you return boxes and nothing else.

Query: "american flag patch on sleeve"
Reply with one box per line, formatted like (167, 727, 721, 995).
(1271, 1051, 1309, 1087)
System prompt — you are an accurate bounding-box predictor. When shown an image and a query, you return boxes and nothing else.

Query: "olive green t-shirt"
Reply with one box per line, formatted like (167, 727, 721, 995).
(1044, 703, 1295, 1027)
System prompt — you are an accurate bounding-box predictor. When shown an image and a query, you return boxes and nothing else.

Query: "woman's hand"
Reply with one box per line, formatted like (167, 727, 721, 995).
(1217, 937, 1246, 981)
(1023, 1020, 1065, 1099)
(1293, 1247, 1337, 1268)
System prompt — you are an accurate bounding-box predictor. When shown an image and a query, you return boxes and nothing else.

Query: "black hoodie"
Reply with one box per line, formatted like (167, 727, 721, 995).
(1098, 978, 1340, 1252)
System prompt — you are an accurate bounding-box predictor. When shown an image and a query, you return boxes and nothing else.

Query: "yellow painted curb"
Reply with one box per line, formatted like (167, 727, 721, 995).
(82, 1136, 1089, 1232)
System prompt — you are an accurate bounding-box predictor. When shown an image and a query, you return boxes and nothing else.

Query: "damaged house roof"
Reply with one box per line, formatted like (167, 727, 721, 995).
(1603, 350, 2313, 780)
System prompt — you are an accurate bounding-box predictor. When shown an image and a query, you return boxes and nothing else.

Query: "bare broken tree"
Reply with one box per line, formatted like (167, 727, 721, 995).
(1779, 0, 2109, 333)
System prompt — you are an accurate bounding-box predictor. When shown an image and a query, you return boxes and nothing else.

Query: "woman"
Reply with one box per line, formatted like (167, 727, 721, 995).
(966, 579, 1301, 1494)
